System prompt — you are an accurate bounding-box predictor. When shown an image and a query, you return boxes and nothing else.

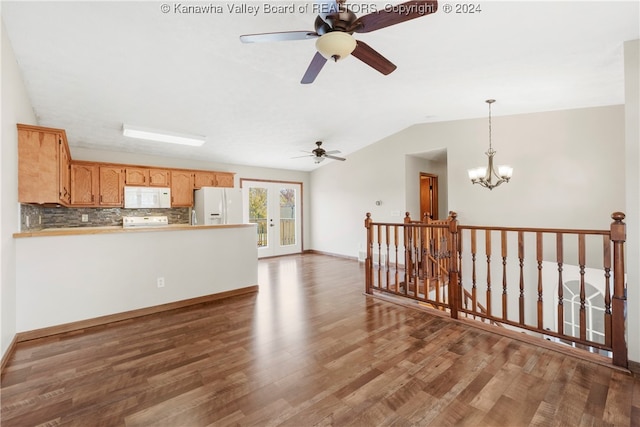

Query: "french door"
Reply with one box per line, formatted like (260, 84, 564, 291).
(242, 180, 302, 258)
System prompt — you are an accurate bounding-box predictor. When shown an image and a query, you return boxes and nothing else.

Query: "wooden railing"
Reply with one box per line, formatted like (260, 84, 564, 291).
(364, 211, 628, 368)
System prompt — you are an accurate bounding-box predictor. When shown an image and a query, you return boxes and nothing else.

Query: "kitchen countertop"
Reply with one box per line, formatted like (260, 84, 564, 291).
(13, 223, 255, 238)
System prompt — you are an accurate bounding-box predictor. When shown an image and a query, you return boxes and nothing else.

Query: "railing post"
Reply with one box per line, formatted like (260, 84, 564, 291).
(404, 212, 413, 278)
(610, 212, 628, 368)
(448, 211, 459, 319)
(365, 213, 373, 295)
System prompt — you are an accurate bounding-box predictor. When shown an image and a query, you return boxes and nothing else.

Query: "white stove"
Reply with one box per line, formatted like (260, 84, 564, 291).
(122, 216, 169, 228)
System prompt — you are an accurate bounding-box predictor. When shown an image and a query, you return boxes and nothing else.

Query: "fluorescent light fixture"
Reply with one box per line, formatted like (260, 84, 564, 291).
(122, 124, 206, 147)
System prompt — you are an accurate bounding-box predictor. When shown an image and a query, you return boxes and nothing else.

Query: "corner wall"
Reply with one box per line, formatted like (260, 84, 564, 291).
(624, 39, 639, 366)
(0, 18, 37, 359)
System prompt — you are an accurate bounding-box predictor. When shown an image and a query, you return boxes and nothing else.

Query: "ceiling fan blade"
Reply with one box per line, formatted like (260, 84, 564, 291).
(291, 154, 315, 159)
(240, 31, 318, 43)
(351, 41, 397, 75)
(350, 0, 438, 33)
(325, 150, 341, 155)
(324, 154, 346, 161)
(301, 52, 328, 84)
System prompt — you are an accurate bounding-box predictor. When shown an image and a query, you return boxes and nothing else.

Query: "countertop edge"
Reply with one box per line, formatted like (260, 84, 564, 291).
(13, 223, 256, 238)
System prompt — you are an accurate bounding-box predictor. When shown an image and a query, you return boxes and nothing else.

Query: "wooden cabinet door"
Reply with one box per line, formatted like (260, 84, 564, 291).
(193, 171, 216, 188)
(149, 169, 170, 187)
(125, 167, 149, 186)
(214, 173, 234, 188)
(99, 166, 125, 206)
(17, 124, 70, 205)
(70, 163, 99, 206)
(170, 170, 194, 207)
(58, 138, 71, 205)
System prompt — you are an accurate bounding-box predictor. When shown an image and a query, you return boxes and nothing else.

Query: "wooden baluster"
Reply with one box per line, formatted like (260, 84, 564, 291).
(404, 213, 412, 292)
(377, 224, 382, 290)
(578, 234, 587, 341)
(471, 229, 477, 317)
(458, 228, 463, 308)
(557, 233, 564, 335)
(610, 212, 627, 368)
(394, 225, 399, 290)
(414, 225, 420, 296)
(501, 230, 508, 321)
(364, 213, 373, 295)
(603, 234, 612, 348)
(518, 231, 525, 325)
(536, 232, 543, 329)
(486, 229, 492, 317)
(385, 225, 390, 291)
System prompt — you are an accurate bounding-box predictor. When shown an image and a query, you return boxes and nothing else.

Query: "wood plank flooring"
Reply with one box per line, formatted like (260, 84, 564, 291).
(2, 253, 639, 426)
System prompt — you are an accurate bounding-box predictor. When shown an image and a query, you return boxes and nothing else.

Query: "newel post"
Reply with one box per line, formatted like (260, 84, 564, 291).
(448, 211, 460, 319)
(610, 212, 628, 368)
(364, 213, 373, 295)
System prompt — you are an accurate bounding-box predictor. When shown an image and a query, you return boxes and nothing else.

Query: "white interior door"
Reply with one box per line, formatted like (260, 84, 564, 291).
(243, 180, 302, 258)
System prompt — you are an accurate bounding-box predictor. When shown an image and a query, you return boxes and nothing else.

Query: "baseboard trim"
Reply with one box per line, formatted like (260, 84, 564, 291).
(304, 249, 358, 261)
(15, 285, 259, 343)
(1, 335, 18, 372)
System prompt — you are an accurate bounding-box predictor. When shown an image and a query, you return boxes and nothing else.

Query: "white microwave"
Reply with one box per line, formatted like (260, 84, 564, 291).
(124, 186, 171, 209)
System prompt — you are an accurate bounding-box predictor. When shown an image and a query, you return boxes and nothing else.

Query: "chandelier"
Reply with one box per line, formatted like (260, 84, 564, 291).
(467, 99, 513, 190)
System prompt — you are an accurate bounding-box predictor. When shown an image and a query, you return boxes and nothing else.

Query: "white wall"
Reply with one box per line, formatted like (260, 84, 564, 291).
(624, 39, 639, 366)
(15, 226, 257, 331)
(0, 19, 37, 359)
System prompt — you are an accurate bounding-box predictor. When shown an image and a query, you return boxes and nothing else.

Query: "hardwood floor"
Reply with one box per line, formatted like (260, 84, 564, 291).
(2, 253, 639, 426)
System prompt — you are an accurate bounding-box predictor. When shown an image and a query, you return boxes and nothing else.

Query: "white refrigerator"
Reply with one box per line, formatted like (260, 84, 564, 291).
(193, 187, 245, 225)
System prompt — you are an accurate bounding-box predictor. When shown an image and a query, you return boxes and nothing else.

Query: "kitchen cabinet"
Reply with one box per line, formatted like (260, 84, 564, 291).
(149, 168, 171, 187)
(125, 167, 148, 186)
(125, 167, 170, 187)
(171, 170, 194, 207)
(193, 171, 216, 188)
(99, 166, 125, 206)
(214, 172, 234, 188)
(194, 171, 234, 188)
(18, 124, 71, 206)
(70, 163, 99, 206)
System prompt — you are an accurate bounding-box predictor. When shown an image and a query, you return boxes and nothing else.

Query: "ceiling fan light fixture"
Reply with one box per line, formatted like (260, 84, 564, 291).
(122, 124, 206, 147)
(315, 31, 356, 61)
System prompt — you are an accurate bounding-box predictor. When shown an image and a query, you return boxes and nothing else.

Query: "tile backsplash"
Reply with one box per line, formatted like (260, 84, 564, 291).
(20, 204, 189, 231)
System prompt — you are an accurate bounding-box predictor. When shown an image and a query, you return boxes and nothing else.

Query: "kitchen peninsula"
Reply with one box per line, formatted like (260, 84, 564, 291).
(14, 223, 257, 339)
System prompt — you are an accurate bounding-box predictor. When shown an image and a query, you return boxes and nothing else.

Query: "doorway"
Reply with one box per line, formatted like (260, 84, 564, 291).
(420, 173, 439, 221)
(241, 179, 302, 258)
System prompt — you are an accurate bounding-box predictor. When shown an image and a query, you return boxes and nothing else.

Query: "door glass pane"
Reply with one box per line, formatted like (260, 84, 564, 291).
(249, 187, 268, 247)
(279, 187, 296, 246)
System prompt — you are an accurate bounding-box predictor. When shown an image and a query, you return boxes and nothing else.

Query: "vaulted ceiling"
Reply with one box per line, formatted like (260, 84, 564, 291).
(2, 1, 638, 171)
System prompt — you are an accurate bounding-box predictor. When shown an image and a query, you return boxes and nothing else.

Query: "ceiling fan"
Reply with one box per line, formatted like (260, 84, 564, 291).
(294, 141, 346, 164)
(239, 0, 438, 84)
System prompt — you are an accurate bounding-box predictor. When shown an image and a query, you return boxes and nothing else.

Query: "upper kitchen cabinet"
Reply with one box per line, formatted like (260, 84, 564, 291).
(193, 171, 216, 188)
(148, 168, 171, 187)
(124, 167, 148, 186)
(125, 167, 170, 187)
(171, 170, 194, 207)
(18, 124, 71, 205)
(99, 166, 125, 206)
(70, 162, 99, 206)
(193, 171, 235, 188)
(214, 172, 234, 188)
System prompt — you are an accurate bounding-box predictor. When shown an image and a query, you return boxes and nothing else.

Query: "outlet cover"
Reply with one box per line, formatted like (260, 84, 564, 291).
(157, 277, 165, 288)
(81, 214, 89, 222)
